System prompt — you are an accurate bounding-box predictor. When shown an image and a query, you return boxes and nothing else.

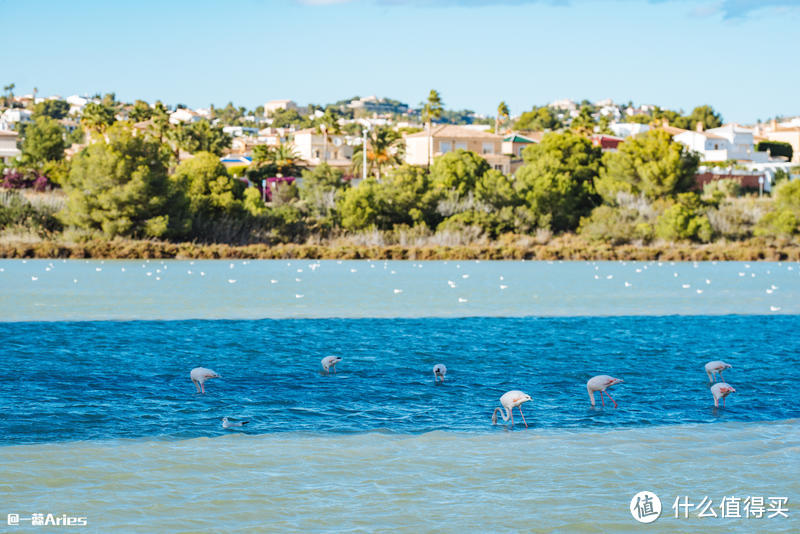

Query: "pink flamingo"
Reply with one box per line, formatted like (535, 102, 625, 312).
(491, 390, 532, 428)
(190, 367, 220, 394)
(711, 383, 736, 407)
(705, 361, 732, 383)
(587, 375, 623, 408)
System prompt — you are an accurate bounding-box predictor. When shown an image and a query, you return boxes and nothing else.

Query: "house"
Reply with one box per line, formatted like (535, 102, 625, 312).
(264, 100, 297, 115)
(1, 108, 32, 125)
(169, 108, 203, 124)
(610, 122, 650, 138)
(348, 96, 408, 115)
(672, 123, 772, 163)
(755, 119, 800, 164)
(502, 133, 541, 158)
(591, 134, 624, 151)
(404, 124, 511, 174)
(0, 129, 21, 164)
(292, 128, 354, 169)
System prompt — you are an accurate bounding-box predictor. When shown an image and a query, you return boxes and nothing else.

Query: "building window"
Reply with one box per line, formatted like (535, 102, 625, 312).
(313, 149, 320, 158)
(440, 141, 452, 153)
(455, 142, 467, 151)
(482, 142, 494, 155)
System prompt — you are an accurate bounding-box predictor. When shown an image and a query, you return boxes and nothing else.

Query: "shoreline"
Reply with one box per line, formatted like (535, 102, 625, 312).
(1, 237, 799, 261)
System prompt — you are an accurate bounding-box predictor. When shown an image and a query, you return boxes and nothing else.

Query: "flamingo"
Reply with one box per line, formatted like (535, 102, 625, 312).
(190, 367, 220, 394)
(433, 364, 447, 383)
(587, 375, 623, 408)
(491, 390, 532, 428)
(711, 383, 736, 407)
(321, 356, 342, 375)
(222, 417, 248, 429)
(705, 361, 732, 383)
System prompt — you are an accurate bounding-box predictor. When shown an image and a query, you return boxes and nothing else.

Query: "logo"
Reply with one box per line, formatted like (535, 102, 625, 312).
(631, 491, 662, 523)
(7, 514, 19, 526)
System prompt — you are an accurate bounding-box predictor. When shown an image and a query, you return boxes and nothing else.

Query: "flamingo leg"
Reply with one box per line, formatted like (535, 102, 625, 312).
(201, 383, 205, 394)
(606, 391, 618, 408)
(510, 411, 514, 427)
(519, 406, 528, 428)
(600, 391, 605, 407)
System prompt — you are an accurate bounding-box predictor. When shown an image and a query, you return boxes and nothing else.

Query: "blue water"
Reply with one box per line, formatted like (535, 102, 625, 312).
(3, 315, 798, 445)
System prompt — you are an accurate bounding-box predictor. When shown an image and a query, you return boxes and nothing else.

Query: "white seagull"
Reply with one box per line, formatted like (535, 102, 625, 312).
(321, 356, 342, 375)
(705, 361, 732, 383)
(190, 367, 220, 394)
(492, 390, 532, 428)
(433, 364, 447, 383)
(711, 383, 736, 408)
(587, 375, 623, 408)
(222, 417, 249, 429)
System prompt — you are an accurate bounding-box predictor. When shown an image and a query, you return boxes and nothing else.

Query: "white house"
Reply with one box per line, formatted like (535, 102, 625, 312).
(610, 122, 650, 138)
(169, 108, 203, 124)
(264, 100, 297, 115)
(0, 129, 21, 164)
(673, 124, 771, 163)
(292, 128, 354, 169)
(1, 108, 32, 125)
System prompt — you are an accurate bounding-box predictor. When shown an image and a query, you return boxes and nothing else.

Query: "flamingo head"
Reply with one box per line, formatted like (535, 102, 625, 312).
(519, 393, 532, 405)
(722, 386, 736, 395)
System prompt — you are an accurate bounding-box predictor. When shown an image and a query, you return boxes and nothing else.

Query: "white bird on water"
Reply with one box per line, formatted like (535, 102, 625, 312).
(433, 364, 447, 383)
(587, 375, 623, 408)
(321, 355, 342, 375)
(190, 367, 220, 394)
(705, 360, 732, 383)
(711, 382, 736, 408)
(492, 390, 532, 428)
(222, 417, 249, 429)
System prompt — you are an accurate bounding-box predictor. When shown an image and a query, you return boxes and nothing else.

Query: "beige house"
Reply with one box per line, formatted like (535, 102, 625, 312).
(0, 129, 21, 164)
(264, 100, 297, 115)
(755, 119, 800, 164)
(404, 125, 510, 174)
(292, 128, 354, 169)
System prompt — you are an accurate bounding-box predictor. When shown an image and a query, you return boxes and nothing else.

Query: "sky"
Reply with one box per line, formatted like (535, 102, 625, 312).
(1, 0, 798, 123)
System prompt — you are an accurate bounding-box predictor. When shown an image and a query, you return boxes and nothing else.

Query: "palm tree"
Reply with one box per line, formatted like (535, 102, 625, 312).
(496, 101, 510, 134)
(253, 142, 306, 177)
(315, 109, 340, 163)
(351, 126, 404, 180)
(421, 89, 443, 168)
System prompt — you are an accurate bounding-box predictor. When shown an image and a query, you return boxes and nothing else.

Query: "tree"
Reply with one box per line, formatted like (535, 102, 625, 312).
(655, 193, 712, 242)
(681, 105, 723, 131)
(339, 178, 387, 231)
(2, 83, 14, 107)
(430, 149, 490, 198)
(299, 163, 346, 220)
(172, 120, 232, 156)
(170, 152, 243, 220)
(61, 123, 189, 239)
(129, 100, 153, 122)
(81, 102, 116, 133)
(351, 126, 404, 180)
(570, 105, 596, 135)
(315, 109, 340, 163)
(755, 141, 793, 161)
(756, 180, 800, 236)
(495, 101, 510, 134)
(514, 132, 602, 232)
(21, 116, 66, 165)
(421, 89, 443, 167)
(251, 143, 306, 177)
(513, 106, 561, 131)
(269, 107, 310, 129)
(595, 129, 700, 202)
(32, 100, 69, 120)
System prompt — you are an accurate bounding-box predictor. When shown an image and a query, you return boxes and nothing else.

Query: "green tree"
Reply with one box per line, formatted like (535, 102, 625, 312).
(755, 141, 793, 161)
(251, 143, 306, 178)
(170, 152, 243, 220)
(129, 100, 153, 122)
(756, 180, 800, 236)
(81, 102, 116, 133)
(681, 105, 723, 131)
(315, 109, 341, 163)
(421, 89, 443, 167)
(269, 107, 310, 129)
(351, 126, 404, 180)
(595, 129, 700, 202)
(339, 178, 386, 231)
(654, 193, 712, 242)
(173, 120, 232, 156)
(514, 132, 602, 232)
(513, 106, 562, 131)
(32, 100, 69, 120)
(2, 83, 15, 107)
(61, 124, 189, 239)
(21, 116, 66, 165)
(299, 163, 346, 220)
(495, 101, 510, 134)
(570, 105, 596, 135)
(430, 149, 490, 198)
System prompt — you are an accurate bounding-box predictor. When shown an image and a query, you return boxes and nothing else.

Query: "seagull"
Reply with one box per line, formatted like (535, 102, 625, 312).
(705, 361, 732, 383)
(321, 356, 342, 375)
(190, 367, 220, 394)
(492, 390, 532, 428)
(222, 417, 248, 429)
(433, 364, 447, 383)
(711, 383, 736, 408)
(587, 375, 623, 408)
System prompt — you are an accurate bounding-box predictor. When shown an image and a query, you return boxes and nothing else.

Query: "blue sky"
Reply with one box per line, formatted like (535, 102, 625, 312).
(1, 0, 798, 123)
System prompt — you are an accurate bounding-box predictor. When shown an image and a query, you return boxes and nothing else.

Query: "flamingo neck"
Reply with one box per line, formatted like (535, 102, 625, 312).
(588, 386, 596, 406)
(493, 406, 511, 422)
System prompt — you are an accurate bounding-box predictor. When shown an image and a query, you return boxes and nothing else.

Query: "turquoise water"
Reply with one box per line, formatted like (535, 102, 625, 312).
(1, 260, 798, 532)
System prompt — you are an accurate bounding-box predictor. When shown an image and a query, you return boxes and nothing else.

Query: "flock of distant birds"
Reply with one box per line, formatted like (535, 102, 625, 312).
(190, 358, 736, 430)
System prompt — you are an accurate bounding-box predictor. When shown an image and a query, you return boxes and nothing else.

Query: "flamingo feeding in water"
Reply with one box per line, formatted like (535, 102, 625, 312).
(587, 375, 623, 408)
(433, 364, 447, 383)
(321, 356, 342, 375)
(711, 383, 736, 407)
(492, 390, 532, 428)
(705, 361, 732, 383)
(190, 367, 220, 394)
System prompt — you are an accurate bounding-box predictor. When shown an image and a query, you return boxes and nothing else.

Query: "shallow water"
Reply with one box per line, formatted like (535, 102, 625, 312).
(1, 260, 798, 531)
(1, 259, 798, 320)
